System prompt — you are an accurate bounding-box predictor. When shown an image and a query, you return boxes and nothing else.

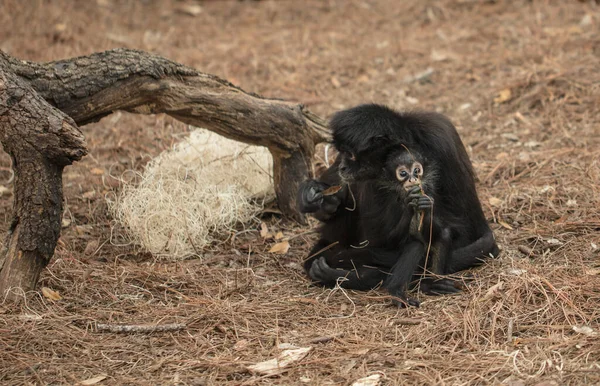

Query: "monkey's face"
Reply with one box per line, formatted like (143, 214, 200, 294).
(395, 161, 423, 191)
(383, 149, 427, 193)
(333, 135, 393, 183)
(336, 146, 390, 183)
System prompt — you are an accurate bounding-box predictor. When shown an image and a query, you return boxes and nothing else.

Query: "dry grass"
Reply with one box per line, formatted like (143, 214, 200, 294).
(1, 0, 599, 385)
(109, 128, 273, 259)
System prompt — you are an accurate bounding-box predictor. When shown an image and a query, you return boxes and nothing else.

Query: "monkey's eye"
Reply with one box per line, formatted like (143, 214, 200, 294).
(396, 169, 409, 180)
(414, 167, 421, 175)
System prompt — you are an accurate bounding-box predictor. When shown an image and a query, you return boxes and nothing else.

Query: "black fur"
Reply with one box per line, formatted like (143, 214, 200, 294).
(298, 104, 499, 306)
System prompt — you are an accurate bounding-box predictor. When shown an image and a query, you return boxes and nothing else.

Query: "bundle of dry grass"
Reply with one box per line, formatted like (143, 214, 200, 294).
(109, 128, 274, 259)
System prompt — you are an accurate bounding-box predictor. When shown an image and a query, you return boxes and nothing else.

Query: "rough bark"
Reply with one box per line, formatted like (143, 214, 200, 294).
(0, 48, 330, 300)
(0, 60, 87, 300)
(2, 49, 329, 222)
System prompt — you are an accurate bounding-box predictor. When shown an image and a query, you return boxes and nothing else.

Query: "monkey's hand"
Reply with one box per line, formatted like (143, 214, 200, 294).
(390, 290, 420, 308)
(308, 256, 351, 286)
(298, 180, 342, 216)
(405, 185, 434, 212)
(419, 277, 463, 295)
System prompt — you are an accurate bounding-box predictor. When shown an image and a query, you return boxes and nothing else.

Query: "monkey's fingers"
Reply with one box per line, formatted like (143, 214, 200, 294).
(390, 290, 420, 308)
(415, 196, 434, 210)
(307, 187, 324, 203)
(392, 296, 420, 308)
(309, 256, 350, 283)
(406, 188, 427, 203)
(422, 278, 462, 295)
(407, 185, 422, 195)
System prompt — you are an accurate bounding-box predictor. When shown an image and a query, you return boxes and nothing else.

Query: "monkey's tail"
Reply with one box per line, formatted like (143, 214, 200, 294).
(446, 231, 500, 273)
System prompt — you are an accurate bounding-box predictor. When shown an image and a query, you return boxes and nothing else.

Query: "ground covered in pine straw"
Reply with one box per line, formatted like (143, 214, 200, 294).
(0, 1, 599, 385)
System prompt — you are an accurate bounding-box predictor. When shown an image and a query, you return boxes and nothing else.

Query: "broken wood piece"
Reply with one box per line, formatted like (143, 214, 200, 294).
(95, 322, 186, 334)
(246, 346, 312, 376)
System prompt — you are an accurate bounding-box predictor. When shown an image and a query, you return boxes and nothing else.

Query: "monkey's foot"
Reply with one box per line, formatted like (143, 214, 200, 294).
(390, 292, 420, 308)
(419, 277, 463, 295)
(308, 256, 351, 285)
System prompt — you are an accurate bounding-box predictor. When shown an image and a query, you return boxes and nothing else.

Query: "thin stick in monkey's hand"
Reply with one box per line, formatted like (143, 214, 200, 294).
(418, 186, 426, 232)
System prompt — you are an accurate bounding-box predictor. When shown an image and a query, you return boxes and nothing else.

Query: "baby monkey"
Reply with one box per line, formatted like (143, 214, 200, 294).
(386, 146, 461, 296)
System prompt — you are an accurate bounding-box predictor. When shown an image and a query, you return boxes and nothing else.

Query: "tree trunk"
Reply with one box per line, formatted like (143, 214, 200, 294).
(0, 61, 87, 301)
(0, 48, 329, 300)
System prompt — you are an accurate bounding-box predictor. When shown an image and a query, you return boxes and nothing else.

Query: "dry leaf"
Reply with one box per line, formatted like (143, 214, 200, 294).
(506, 268, 526, 276)
(247, 346, 312, 376)
(349, 348, 370, 355)
(573, 325, 597, 336)
(260, 222, 269, 239)
(90, 168, 104, 175)
(352, 374, 382, 386)
(79, 374, 107, 385)
(482, 281, 504, 301)
(54, 23, 67, 32)
(498, 220, 513, 230)
(494, 88, 512, 104)
(322, 185, 342, 196)
(330, 76, 341, 88)
(580, 14, 593, 27)
(41, 287, 62, 301)
(177, 4, 202, 16)
(546, 238, 563, 245)
(501, 133, 519, 142)
(514, 112, 530, 124)
(274, 231, 284, 240)
(234, 339, 249, 351)
(269, 241, 290, 254)
(489, 197, 503, 207)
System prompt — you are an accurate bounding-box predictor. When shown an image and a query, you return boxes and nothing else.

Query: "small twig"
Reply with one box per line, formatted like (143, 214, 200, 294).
(345, 184, 357, 211)
(303, 241, 340, 263)
(394, 318, 422, 326)
(95, 322, 186, 334)
(309, 332, 345, 344)
(518, 245, 534, 257)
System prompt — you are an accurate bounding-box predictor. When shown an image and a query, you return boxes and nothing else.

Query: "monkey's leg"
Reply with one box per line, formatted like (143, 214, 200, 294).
(307, 246, 401, 290)
(419, 228, 462, 295)
(383, 242, 425, 308)
(308, 256, 388, 291)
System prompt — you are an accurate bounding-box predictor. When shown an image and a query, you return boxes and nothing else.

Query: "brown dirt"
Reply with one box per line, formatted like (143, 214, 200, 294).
(1, 0, 599, 385)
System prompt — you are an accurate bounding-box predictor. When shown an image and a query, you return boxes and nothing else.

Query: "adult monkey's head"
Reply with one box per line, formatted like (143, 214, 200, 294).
(330, 104, 403, 182)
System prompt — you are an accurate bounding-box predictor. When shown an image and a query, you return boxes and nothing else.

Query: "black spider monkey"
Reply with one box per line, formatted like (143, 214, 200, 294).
(384, 146, 456, 295)
(298, 104, 499, 307)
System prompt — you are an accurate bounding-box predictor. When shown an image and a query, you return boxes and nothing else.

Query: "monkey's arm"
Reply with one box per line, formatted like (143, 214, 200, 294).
(298, 158, 348, 221)
(383, 241, 425, 308)
(403, 186, 462, 295)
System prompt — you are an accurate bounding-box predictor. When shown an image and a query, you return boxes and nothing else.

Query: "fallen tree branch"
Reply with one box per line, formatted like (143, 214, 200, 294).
(95, 322, 186, 334)
(0, 48, 330, 300)
(2, 49, 330, 222)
